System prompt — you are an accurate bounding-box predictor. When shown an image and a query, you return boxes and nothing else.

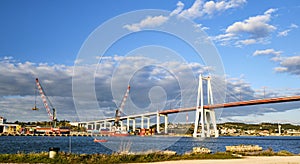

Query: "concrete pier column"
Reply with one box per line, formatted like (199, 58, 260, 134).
(99, 122, 102, 129)
(104, 120, 107, 129)
(156, 113, 160, 133)
(103, 121, 107, 129)
(127, 118, 130, 131)
(205, 111, 211, 137)
(133, 119, 136, 131)
(147, 117, 150, 129)
(164, 115, 168, 134)
(141, 116, 144, 129)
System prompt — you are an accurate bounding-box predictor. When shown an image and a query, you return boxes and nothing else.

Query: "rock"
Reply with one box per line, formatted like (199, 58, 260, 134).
(192, 147, 211, 154)
(158, 150, 177, 155)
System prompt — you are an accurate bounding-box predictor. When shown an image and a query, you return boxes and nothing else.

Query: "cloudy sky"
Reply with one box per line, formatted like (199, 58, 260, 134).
(0, 0, 300, 124)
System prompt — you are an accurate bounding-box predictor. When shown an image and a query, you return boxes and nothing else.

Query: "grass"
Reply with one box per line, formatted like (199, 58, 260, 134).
(0, 150, 296, 163)
(0, 151, 238, 164)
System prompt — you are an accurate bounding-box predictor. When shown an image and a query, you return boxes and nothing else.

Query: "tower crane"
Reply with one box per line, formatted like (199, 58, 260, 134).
(33, 78, 57, 128)
(114, 85, 130, 127)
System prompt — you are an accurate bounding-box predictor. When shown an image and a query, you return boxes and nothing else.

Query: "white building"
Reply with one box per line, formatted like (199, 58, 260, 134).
(0, 116, 19, 134)
(0, 116, 7, 124)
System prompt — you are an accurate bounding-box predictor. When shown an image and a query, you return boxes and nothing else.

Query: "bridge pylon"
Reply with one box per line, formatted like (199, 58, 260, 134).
(193, 74, 218, 138)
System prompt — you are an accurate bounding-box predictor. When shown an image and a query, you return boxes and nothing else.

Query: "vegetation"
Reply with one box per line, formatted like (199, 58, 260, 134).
(0, 149, 296, 164)
(13, 120, 72, 127)
(218, 122, 300, 131)
(0, 151, 239, 164)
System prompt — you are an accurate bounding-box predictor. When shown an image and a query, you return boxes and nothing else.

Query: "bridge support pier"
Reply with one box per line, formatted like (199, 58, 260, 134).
(127, 118, 130, 131)
(132, 119, 136, 131)
(156, 112, 160, 133)
(193, 74, 218, 138)
(141, 116, 144, 129)
(126, 118, 136, 132)
(156, 113, 168, 134)
(145, 116, 150, 129)
(164, 114, 168, 134)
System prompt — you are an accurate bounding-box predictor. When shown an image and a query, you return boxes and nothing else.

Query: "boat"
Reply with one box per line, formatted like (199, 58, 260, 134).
(93, 138, 108, 143)
(99, 128, 129, 137)
(110, 130, 129, 137)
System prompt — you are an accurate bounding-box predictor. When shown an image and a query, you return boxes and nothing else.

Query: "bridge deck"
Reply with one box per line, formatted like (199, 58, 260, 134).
(81, 95, 300, 123)
(159, 95, 300, 114)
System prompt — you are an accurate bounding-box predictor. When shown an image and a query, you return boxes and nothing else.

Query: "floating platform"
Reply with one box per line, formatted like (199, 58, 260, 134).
(226, 144, 262, 152)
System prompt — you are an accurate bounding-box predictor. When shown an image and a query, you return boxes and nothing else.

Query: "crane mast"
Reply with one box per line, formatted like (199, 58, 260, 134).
(114, 85, 130, 127)
(35, 78, 57, 128)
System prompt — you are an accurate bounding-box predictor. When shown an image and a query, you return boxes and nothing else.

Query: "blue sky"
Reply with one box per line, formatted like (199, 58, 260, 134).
(0, 0, 300, 124)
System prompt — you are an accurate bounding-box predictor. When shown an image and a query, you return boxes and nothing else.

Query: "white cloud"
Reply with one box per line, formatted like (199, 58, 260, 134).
(226, 9, 276, 37)
(274, 66, 288, 72)
(179, 0, 204, 19)
(170, 1, 185, 16)
(274, 56, 300, 75)
(194, 24, 210, 31)
(277, 23, 298, 37)
(179, 0, 246, 19)
(290, 23, 299, 29)
(0, 56, 210, 122)
(1, 55, 299, 123)
(277, 29, 291, 37)
(123, 15, 169, 32)
(253, 49, 282, 56)
(214, 8, 277, 46)
(213, 33, 237, 46)
(252, 48, 300, 76)
(123, 0, 246, 32)
(235, 39, 257, 45)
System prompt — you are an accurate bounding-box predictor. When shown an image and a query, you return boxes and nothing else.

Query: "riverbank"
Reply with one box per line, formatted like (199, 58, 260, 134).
(139, 156, 300, 164)
(1, 132, 300, 137)
(0, 150, 299, 164)
(0, 152, 239, 163)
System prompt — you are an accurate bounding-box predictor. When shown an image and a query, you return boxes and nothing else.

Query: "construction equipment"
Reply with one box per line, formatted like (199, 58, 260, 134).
(114, 85, 130, 127)
(33, 78, 57, 128)
(32, 84, 39, 110)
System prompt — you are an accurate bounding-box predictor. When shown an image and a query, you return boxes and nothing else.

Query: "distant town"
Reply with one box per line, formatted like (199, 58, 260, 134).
(171, 122, 300, 137)
(1, 116, 300, 137)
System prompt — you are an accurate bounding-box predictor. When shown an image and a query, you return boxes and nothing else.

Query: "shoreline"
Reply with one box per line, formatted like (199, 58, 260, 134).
(1, 133, 300, 137)
(132, 156, 300, 164)
(0, 150, 299, 163)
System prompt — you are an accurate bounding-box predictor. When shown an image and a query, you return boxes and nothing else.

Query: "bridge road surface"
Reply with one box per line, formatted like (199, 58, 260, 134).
(158, 95, 300, 115)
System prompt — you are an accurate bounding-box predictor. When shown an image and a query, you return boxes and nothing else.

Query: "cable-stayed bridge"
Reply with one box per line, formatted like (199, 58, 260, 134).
(78, 75, 300, 138)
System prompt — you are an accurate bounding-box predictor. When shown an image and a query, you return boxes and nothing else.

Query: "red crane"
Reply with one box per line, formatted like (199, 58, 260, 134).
(33, 78, 57, 128)
(114, 85, 130, 127)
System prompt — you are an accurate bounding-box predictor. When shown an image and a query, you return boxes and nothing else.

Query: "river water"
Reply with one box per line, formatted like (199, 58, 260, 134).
(0, 136, 300, 154)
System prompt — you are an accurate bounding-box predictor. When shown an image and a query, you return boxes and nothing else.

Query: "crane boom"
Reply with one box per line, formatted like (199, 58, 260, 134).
(35, 78, 57, 127)
(115, 85, 130, 126)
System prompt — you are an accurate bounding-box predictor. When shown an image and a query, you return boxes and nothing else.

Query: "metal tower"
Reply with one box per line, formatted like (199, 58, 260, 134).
(193, 74, 218, 138)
